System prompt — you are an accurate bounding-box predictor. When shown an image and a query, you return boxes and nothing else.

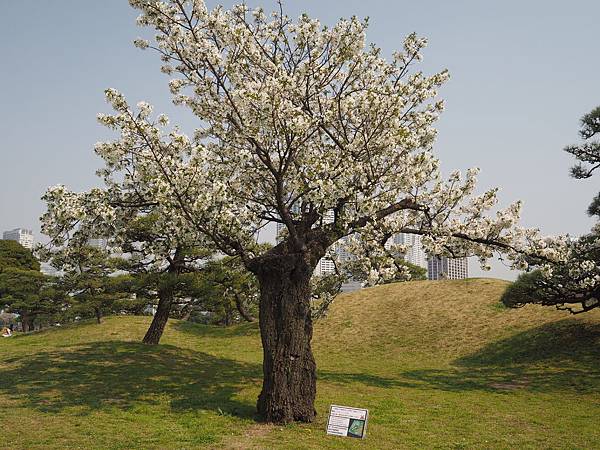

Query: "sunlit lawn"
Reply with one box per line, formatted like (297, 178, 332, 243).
(1, 279, 599, 449)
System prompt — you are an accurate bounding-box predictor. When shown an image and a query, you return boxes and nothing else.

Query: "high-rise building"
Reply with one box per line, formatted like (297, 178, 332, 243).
(2, 228, 34, 250)
(391, 233, 427, 269)
(427, 256, 468, 280)
(315, 257, 336, 276)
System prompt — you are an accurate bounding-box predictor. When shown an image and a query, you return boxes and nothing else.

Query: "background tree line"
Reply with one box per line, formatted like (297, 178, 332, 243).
(0, 240, 260, 333)
(1, 236, 422, 335)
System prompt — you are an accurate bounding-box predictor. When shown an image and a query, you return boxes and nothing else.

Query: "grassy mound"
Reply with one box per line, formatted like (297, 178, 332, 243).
(1, 278, 599, 449)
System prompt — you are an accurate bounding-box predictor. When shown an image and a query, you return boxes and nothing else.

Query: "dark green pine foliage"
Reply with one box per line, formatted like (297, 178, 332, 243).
(0, 241, 62, 330)
(56, 246, 135, 324)
(503, 106, 600, 314)
(565, 106, 600, 216)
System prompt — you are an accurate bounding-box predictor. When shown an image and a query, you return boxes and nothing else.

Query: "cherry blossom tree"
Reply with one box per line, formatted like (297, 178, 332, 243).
(41, 0, 565, 423)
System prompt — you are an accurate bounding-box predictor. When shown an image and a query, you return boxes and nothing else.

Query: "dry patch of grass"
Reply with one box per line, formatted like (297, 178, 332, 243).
(218, 423, 275, 450)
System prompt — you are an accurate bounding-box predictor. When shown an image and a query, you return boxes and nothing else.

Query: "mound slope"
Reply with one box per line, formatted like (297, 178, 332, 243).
(1, 278, 599, 449)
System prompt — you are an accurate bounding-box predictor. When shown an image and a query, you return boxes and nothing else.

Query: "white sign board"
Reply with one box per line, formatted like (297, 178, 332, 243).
(326, 405, 369, 439)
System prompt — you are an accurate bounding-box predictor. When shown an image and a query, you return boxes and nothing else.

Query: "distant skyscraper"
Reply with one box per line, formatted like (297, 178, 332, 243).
(315, 257, 335, 276)
(3, 228, 34, 250)
(392, 233, 427, 269)
(427, 256, 469, 280)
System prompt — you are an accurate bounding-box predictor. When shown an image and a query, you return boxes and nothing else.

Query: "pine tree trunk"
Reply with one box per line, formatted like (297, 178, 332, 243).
(21, 314, 29, 332)
(223, 306, 232, 326)
(142, 285, 173, 344)
(234, 292, 255, 322)
(253, 255, 317, 424)
(142, 248, 184, 345)
(94, 308, 102, 324)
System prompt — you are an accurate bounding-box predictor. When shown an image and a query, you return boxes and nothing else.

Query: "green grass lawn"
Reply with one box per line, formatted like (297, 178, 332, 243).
(1, 278, 599, 449)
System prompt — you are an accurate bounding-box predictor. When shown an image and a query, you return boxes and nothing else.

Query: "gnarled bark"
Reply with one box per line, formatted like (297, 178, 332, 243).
(251, 252, 317, 424)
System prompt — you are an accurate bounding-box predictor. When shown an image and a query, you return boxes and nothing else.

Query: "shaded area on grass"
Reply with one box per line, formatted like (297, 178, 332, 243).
(0, 341, 261, 417)
(1, 318, 598, 424)
(403, 319, 600, 393)
(458, 318, 600, 367)
(172, 320, 260, 338)
(319, 371, 406, 388)
(319, 319, 600, 394)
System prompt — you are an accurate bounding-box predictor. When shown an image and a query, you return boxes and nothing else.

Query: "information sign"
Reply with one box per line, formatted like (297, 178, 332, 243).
(326, 405, 369, 439)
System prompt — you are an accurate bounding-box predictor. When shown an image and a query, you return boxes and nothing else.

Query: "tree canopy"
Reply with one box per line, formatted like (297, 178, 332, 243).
(501, 233, 600, 314)
(0, 242, 60, 331)
(50, 245, 135, 324)
(564, 105, 600, 218)
(40, 0, 564, 423)
(0, 240, 40, 272)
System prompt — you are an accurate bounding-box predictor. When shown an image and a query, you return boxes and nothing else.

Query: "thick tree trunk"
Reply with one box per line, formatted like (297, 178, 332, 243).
(94, 308, 102, 324)
(253, 255, 317, 424)
(142, 287, 173, 345)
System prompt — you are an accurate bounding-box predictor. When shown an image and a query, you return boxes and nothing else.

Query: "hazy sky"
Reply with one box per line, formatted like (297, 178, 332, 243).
(1, 0, 598, 279)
